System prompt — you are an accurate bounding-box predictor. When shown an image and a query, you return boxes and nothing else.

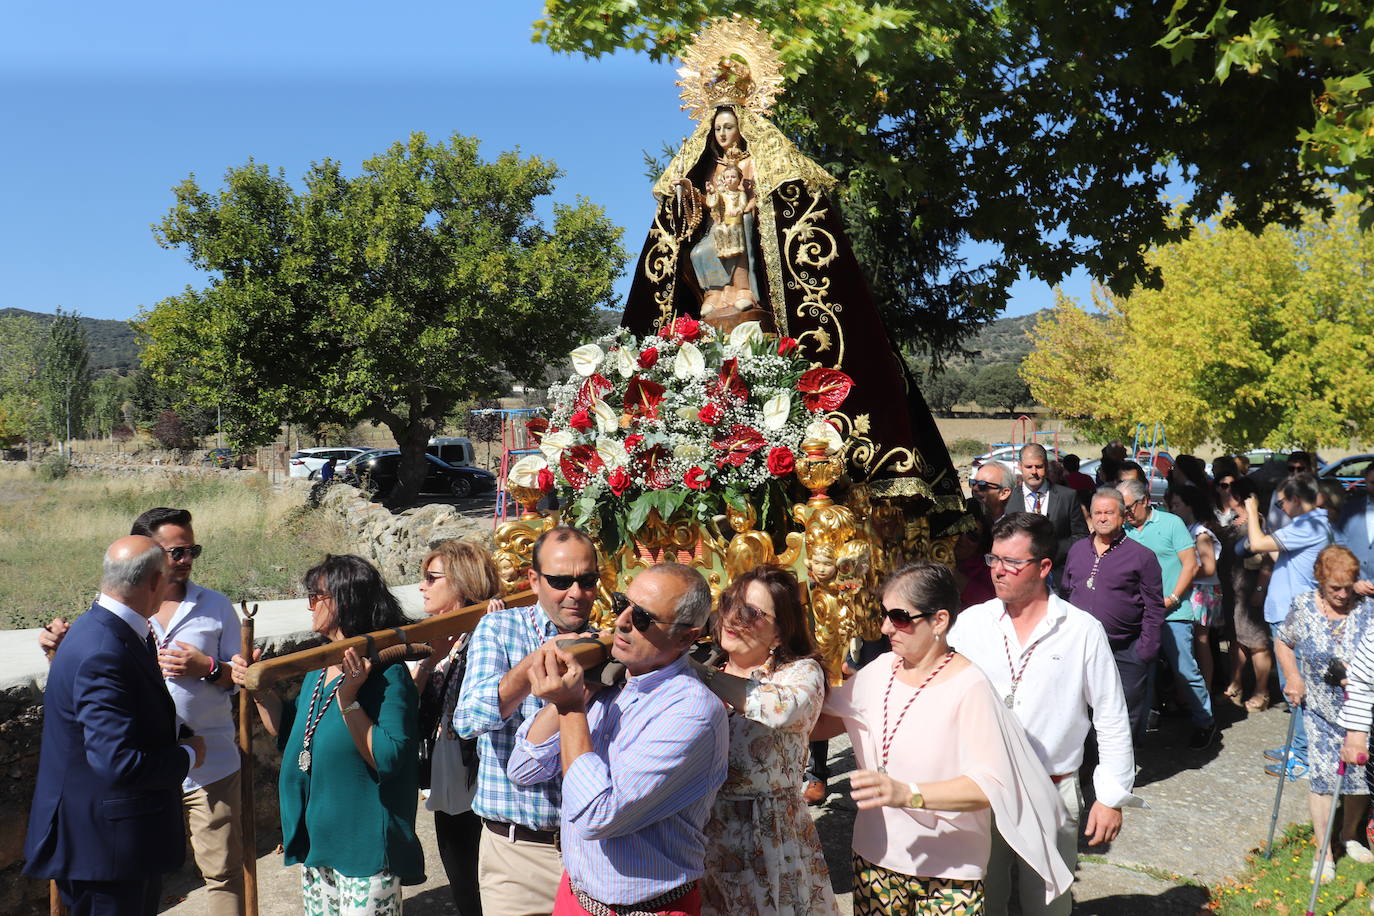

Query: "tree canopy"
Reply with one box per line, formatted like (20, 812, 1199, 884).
(1022, 194, 1374, 452)
(141, 132, 626, 503)
(535, 1, 1332, 362)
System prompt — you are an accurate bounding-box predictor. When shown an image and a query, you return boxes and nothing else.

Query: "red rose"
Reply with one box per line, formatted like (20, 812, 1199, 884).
(777, 336, 799, 356)
(638, 347, 659, 368)
(607, 467, 631, 496)
(697, 402, 723, 425)
(671, 316, 702, 342)
(684, 466, 710, 490)
(569, 409, 593, 432)
(536, 467, 555, 492)
(624, 433, 645, 453)
(766, 446, 796, 476)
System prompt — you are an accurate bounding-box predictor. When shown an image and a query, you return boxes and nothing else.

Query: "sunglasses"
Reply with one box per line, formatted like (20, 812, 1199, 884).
(164, 544, 203, 562)
(611, 591, 688, 633)
(970, 480, 1005, 492)
(422, 571, 446, 585)
(307, 590, 333, 603)
(1287, 465, 1306, 474)
(720, 599, 775, 629)
(1217, 480, 1233, 489)
(539, 571, 600, 591)
(882, 606, 935, 627)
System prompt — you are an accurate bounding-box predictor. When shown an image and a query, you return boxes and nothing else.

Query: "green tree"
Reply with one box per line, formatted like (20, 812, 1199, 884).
(0, 314, 46, 448)
(38, 310, 93, 452)
(1022, 194, 1374, 451)
(89, 374, 135, 440)
(972, 363, 1031, 416)
(141, 132, 626, 505)
(535, 2, 1330, 362)
(919, 366, 970, 415)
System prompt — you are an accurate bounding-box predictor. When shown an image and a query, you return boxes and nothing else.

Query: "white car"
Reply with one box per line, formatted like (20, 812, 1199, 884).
(970, 443, 1060, 469)
(288, 447, 367, 479)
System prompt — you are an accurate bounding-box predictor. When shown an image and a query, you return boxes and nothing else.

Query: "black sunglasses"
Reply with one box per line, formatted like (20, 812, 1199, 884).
(165, 544, 203, 562)
(539, 571, 599, 591)
(611, 591, 688, 633)
(970, 480, 1005, 492)
(881, 606, 936, 627)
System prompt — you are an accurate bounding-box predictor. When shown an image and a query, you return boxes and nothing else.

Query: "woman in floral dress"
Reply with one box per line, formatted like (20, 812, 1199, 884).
(693, 564, 839, 916)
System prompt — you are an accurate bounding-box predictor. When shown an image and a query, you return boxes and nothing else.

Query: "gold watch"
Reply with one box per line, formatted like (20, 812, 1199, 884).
(907, 783, 925, 809)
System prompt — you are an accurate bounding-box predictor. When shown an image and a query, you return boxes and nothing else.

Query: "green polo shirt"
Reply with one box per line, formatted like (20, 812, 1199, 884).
(1127, 507, 1197, 622)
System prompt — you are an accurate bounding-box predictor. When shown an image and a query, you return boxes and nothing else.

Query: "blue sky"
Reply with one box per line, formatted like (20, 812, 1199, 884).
(1, 0, 1086, 324)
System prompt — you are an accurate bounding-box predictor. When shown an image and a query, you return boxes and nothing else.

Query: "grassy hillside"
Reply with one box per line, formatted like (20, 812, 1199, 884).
(0, 307, 140, 374)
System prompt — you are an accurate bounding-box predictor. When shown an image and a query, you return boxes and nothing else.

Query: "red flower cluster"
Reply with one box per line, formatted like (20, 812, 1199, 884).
(569, 409, 593, 432)
(536, 468, 555, 492)
(697, 402, 723, 425)
(607, 467, 631, 496)
(670, 316, 702, 342)
(638, 347, 659, 368)
(684, 467, 710, 490)
(766, 447, 795, 476)
(777, 337, 798, 356)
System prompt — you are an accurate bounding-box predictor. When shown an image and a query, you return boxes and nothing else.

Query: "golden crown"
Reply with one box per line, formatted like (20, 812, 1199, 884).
(676, 16, 785, 121)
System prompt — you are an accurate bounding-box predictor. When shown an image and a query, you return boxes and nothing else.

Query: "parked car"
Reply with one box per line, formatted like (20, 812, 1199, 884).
(1320, 453, 1374, 493)
(970, 443, 1061, 470)
(1078, 456, 1171, 504)
(202, 448, 249, 469)
(428, 437, 476, 467)
(342, 452, 496, 499)
(289, 447, 368, 479)
(341, 448, 395, 474)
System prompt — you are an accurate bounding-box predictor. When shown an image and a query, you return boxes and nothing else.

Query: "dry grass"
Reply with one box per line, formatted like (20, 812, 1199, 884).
(0, 466, 347, 629)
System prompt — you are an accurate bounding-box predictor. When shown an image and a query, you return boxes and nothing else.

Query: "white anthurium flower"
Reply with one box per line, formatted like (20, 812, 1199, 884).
(570, 344, 605, 377)
(590, 399, 619, 434)
(539, 429, 574, 463)
(508, 454, 549, 488)
(674, 442, 706, 463)
(727, 320, 763, 349)
(762, 392, 791, 430)
(673, 341, 705, 379)
(613, 347, 637, 379)
(595, 436, 626, 469)
(805, 418, 844, 455)
(676, 405, 699, 422)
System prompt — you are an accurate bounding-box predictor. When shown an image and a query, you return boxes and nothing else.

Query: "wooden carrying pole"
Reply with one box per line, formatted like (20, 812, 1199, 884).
(243, 590, 535, 691)
(238, 602, 259, 916)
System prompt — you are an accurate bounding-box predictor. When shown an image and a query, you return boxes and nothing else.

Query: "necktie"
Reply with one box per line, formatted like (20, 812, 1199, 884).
(145, 632, 158, 660)
(1032, 490, 1043, 513)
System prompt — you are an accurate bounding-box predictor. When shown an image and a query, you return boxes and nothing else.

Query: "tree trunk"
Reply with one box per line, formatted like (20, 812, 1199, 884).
(385, 419, 435, 508)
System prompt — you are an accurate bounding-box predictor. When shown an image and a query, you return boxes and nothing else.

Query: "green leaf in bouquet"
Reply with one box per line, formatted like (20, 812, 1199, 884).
(626, 494, 655, 534)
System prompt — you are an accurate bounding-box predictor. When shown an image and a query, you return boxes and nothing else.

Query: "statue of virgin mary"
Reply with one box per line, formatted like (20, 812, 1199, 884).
(620, 18, 966, 524)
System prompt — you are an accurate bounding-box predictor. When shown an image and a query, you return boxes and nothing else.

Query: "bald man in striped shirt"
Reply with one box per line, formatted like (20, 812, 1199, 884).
(509, 563, 728, 916)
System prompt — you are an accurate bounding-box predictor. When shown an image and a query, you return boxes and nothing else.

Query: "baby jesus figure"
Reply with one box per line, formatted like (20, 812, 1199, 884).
(704, 162, 758, 312)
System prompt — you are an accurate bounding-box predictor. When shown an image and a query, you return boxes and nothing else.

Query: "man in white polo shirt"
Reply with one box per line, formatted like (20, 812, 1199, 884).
(950, 511, 1141, 916)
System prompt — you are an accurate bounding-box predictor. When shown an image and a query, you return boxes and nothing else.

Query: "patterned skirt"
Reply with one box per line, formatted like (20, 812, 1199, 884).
(852, 854, 984, 916)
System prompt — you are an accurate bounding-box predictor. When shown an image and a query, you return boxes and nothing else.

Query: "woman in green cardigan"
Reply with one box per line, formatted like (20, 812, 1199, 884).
(237, 554, 424, 915)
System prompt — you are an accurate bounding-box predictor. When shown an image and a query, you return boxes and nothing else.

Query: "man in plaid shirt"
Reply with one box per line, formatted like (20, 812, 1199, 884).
(456, 526, 600, 916)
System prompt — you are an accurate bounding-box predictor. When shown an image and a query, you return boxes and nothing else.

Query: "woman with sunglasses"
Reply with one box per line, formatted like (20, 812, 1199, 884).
(813, 562, 1068, 916)
(235, 555, 424, 916)
(413, 541, 505, 916)
(691, 565, 839, 916)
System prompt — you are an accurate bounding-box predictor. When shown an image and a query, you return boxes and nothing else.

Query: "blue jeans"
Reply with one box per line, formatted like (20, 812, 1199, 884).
(1271, 622, 1309, 764)
(1161, 620, 1213, 728)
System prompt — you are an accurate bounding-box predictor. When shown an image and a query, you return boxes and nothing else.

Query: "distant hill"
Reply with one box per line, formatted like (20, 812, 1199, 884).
(0, 308, 140, 374)
(951, 310, 1045, 369)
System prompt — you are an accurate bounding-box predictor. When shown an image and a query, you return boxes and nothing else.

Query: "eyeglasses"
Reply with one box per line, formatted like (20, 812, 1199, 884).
(539, 571, 600, 591)
(422, 571, 446, 585)
(307, 590, 333, 603)
(1287, 465, 1306, 474)
(1216, 480, 1234, 489)
(611, 591, 688, 633)
(1122, 498, 1146, 513)
(720, 599, 775, 629)
(970, 480, 1005, 492)
(984, 553, 1040, 571)
(163, 544, 203, 562)
(881, 606, 935, 627)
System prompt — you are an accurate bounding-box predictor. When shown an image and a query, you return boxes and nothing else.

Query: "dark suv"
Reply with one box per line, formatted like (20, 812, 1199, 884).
(342, 452, 495, 499)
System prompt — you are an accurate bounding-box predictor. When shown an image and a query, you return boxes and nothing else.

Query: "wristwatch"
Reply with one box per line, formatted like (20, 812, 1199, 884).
(340, 701, 362, 716)
(906, 782, 925, 809)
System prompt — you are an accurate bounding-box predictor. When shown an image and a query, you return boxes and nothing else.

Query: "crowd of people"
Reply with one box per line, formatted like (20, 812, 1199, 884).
(21, 443, 1374, 916)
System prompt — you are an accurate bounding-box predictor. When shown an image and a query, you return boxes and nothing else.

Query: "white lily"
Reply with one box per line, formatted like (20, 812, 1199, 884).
(613, 347, 637, 379)
(673, 341, 705, 380)
(727, 321, 763, 349)
(762, 392, 791, 430)
(570, 344, 605, 377)
(508, 454, 549, 488)
(590, 399, 619, 434)
(539, 429, 574, 464)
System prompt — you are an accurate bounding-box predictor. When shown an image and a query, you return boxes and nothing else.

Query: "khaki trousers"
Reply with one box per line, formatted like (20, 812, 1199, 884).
(983, 772, 1079, 916)
(478, 824, 563, 916)
(183, 770, 245, 916)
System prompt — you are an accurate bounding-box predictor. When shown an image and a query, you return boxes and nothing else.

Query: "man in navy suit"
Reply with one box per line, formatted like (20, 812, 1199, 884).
(1005, 443, 1090, 588)
(24, 536, 206, 916)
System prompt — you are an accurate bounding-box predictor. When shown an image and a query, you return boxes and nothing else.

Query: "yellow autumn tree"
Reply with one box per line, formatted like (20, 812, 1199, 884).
(1023, 194, 1374, 452)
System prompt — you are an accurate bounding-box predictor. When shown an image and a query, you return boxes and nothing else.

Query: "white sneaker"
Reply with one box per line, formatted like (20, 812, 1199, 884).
(1347, 840, 1374, 863)
(1311, 857, 1336, 881)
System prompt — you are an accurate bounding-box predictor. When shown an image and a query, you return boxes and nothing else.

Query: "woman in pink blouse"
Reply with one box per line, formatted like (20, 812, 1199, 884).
(814, 563, 1071, 915)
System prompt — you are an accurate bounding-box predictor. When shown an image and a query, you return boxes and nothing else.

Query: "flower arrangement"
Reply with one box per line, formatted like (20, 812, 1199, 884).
(509, 317, 853, 552)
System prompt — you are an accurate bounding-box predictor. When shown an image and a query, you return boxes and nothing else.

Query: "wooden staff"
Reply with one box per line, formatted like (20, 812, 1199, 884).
(49, 879, 66, 916)
(242, 590, 536, 691)
(238, 601, 259, 916)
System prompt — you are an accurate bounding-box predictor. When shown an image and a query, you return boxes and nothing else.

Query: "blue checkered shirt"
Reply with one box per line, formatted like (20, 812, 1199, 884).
(455, 603, 570, 831)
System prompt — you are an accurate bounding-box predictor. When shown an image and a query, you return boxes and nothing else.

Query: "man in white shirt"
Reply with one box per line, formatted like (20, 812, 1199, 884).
(950, 512, 1140, 916)
(39, 508, 244, 916)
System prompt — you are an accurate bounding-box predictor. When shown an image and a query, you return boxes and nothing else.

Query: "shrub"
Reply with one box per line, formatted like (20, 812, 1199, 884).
(151, 411, 196, 450)
(111, 424, 134, 442)
(948, 437, 987, 457)
(35, 452, 71, 480)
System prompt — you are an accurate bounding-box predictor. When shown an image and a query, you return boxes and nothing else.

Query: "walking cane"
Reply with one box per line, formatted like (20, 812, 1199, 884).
(1264, 707, 1301, 858)
(239, 602, 259, 916)
(1306, 753, 1369, 916)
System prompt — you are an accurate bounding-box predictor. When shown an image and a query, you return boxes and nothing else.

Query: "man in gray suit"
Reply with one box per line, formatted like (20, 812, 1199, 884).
(1336, 463, 1374, 592)
(1006, 443, 1090, 587)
